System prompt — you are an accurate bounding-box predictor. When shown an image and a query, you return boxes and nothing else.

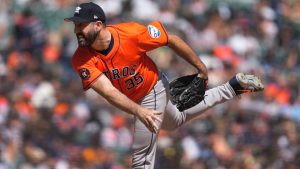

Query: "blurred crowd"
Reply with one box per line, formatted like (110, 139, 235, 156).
(0, 0, 300, 168)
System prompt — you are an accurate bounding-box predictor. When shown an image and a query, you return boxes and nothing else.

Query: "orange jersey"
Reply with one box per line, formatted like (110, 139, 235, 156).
(71, 21, 168, 102)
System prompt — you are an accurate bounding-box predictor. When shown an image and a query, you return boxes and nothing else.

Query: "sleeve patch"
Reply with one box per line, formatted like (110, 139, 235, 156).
(147, 25, 161, 39)
(79, 68, 90, 80)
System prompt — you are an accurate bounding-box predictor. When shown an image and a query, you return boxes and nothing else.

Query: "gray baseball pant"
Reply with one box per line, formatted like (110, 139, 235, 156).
(131, 72, 236, 169)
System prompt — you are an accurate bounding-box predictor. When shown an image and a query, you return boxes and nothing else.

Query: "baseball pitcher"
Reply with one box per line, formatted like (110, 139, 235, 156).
(64, 2, 264, 169)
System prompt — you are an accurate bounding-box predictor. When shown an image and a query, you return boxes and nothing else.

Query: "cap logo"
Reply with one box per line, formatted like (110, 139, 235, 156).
(75, 7, 81, 14)
(147, 25, 161, 39)
(94, 15, 98, 19)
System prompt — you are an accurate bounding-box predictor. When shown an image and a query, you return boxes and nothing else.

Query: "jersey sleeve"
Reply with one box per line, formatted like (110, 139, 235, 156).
(71, 49, 103, 91)
(137, 21, 168, 52)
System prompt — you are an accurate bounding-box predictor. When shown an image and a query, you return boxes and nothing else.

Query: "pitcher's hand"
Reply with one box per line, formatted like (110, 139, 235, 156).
(136, 107, 162, 133)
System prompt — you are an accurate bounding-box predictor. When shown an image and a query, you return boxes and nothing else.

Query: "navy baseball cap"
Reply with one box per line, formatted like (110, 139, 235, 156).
(64, 2, 106, 23)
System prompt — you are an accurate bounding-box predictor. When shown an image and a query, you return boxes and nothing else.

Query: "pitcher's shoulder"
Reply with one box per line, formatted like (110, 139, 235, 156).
(109, 22, 144, 29)
(72, 47, 95, 64)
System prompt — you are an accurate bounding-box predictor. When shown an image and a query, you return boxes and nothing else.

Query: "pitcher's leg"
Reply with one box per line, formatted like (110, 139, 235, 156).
(132, 118, 159, 169)
(161, 82, 235, 131)
(132, 74, 168, 169)
(184, 82, 235, 122)
(161, 73, 264, 131)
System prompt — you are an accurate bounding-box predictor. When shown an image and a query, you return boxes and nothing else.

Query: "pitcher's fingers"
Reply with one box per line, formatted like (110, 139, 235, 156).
(145, 120, 154, 133)
(153, 112, 162, 115)
(147, 118, 157, 133)
(143, 119, 150, 128)
(153, 123, 159, 133)
(147, 126, 154, 133)
(147, 118, 156, 131)
(146, 121, 155, 133)
(153, 111, 163, 122)
(152, 115, 162, 123)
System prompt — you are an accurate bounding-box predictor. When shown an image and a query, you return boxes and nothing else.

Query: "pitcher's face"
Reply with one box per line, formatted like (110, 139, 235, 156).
(74, 22, 99, 47)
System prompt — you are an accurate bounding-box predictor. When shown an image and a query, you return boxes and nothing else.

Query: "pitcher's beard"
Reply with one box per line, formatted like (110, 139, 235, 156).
(76, 30, 99, 47)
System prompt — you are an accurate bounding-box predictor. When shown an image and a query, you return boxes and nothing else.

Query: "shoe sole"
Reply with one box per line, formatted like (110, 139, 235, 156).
(236, 73, 264, 93)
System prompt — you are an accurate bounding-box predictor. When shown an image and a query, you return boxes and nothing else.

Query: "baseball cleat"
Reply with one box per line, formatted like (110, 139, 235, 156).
(229, 73, 264, 95)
